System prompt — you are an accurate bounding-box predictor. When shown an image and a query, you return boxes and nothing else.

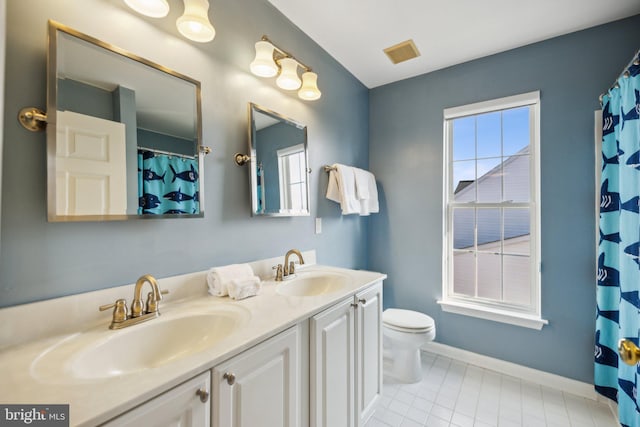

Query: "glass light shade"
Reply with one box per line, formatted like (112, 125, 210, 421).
(177, 0, 216, 43)
(124, 0, 169, 17)
(298, 71, 321, 101)
(250, 41, 278, 77)
(276, 58, 301, 90)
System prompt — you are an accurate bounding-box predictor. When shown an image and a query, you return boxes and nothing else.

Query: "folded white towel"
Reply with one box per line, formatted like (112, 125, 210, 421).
(354, 167, 370, 201)
(227, 276, 262, 300)
(325, 164, 361, 215)
(355, 168, 379, 216)
(207, 263, 255, 297)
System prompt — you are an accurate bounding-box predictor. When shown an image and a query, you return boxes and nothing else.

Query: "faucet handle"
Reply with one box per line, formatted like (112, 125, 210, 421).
(272, 264, 283, 281)
(145, 289, 169, 314)
(99, 298, 128, 324)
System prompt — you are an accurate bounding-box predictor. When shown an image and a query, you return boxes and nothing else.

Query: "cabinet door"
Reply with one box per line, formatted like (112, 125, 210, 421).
(101, 371, 210, 427)
(213, 325, 301, 427)
(310, 298, 356, 427)
(355, 282, 383, 425)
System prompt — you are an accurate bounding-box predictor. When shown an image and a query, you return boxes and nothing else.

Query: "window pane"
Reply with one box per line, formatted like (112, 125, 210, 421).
(453, 116, 475, 161)
(288, 153, 302, 182)
(453, 251, 475, 296)
(453, 160, 476, 202)
(477, 112, 501, 158)
(477, 158, 502, 202)
(453, 208, 475, 250)
(477, 253, 501, 300)
(503, 255, 531, 305)
(477, 208, 501, 251)
(503, 106, 530, 156)
(503, 155, 529, 202)
(504, 208, 530, 255)
(290, 183, 303, 210)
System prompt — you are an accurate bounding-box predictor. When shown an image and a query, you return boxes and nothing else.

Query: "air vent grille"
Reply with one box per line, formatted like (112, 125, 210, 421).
(383, 39, 420, 64)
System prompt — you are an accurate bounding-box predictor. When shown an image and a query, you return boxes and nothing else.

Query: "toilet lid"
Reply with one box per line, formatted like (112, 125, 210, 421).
(383, 309, 434, 332)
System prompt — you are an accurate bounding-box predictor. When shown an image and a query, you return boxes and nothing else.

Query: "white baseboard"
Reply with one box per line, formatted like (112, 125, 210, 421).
(422, 342, 601, 401)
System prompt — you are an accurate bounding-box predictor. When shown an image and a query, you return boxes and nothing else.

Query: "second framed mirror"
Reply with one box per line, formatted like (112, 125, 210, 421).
(247, 103, 310, 217)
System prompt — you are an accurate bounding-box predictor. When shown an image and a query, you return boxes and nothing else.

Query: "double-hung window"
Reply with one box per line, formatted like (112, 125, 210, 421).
(440, 91, 546, 330)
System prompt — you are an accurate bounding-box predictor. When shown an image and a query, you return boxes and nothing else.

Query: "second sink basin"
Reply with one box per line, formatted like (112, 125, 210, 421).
(276, 271, 350, 297)
(31, 304, 250, 382)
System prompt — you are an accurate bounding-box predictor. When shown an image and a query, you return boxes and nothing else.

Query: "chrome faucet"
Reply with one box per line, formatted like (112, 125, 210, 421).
(283, 249, 305, 278)
(99, 274, 168, 329)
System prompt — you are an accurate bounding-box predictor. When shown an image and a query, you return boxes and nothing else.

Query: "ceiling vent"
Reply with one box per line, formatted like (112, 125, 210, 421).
(383, 39, 420, 64)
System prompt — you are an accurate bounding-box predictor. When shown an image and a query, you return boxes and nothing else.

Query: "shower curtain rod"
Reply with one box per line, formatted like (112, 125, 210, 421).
(599, 48, 640, 104)
(138, 146, 196, 159)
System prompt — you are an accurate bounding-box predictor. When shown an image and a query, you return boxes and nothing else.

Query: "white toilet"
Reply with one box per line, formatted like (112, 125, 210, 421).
(382, 308, 436, 383)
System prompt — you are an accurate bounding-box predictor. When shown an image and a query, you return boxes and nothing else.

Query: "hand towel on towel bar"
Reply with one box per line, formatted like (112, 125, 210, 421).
(326, 163, 379, 215)
(326, 163, 361, 215)
(353, 168, 379, 216)
(207, 263, 255, 297)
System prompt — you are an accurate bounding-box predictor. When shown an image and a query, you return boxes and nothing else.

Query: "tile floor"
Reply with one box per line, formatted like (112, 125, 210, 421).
(366, 352, 618, 427)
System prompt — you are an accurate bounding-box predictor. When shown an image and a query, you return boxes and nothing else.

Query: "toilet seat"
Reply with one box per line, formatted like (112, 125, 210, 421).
(383, 309, 434, 333)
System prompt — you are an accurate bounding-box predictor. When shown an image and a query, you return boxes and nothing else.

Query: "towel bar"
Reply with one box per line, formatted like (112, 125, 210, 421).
(323, 165, 337, 172)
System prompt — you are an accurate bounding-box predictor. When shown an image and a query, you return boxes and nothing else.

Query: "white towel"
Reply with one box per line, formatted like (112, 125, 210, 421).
(227, 276, 262, 300)
(354, 168, 379, 216)
(325, 164, 361, 215)
(207, 263, 255, 297)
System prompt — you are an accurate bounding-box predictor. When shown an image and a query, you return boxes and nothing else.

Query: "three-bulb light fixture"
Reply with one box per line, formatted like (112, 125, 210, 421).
(124, 0, 216, 43)
(250, 36, 321, 101)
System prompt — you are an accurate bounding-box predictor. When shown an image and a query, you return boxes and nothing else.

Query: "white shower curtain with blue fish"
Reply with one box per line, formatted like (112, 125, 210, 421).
(137, 149, 200, 215)
(596, 51, 640, 427)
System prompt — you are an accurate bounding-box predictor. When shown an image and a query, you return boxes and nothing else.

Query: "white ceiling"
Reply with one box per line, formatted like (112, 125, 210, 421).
(266, 0, 640, 89)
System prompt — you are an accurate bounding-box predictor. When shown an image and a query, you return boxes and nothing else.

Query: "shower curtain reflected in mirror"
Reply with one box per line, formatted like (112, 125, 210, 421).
(595, 51, 640, 427)
(137, 149, 200, 215)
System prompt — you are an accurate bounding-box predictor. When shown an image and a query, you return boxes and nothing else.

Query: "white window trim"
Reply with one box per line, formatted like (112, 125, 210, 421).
(439, 91, 547, 330)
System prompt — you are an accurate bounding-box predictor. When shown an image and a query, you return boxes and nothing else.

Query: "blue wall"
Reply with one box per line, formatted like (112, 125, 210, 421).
(0, 0, 369, 307)
(368, 14, 640, 383)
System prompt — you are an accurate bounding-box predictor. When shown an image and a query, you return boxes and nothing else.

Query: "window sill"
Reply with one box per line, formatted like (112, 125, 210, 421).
(437, 299, 548, 330)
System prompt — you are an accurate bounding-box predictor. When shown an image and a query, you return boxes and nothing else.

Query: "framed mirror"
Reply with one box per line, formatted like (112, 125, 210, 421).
(46, 21, 204, 221)
(248, 103, 310, 217)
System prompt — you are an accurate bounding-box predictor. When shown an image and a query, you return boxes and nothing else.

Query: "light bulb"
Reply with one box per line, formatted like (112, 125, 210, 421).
(298, 71, 321, 101)
(177, 0, 216, 43)
(276, 58, 301, 90)
(250, 41, 278, 78)
(124, 0, 169, 17)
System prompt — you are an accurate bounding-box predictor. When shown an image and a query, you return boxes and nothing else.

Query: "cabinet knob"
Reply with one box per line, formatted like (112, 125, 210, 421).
(196, 388, 209, 403)
(358, 298, 367, 305)
(223, 372, 236, 385)
(351, 303, 359, 308)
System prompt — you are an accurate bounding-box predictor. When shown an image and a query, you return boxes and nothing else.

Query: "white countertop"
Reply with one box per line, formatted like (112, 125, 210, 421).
(0, 256, 385, 426)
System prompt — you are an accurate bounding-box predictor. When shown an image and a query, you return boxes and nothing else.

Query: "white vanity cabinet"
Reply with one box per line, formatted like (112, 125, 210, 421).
(101, 371, 210, 426)
(310, 281, 383, 427)
(212, 324, 303, 427)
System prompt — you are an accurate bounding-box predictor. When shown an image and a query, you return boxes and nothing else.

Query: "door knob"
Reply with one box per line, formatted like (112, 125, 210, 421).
(618, 339, 640, 366)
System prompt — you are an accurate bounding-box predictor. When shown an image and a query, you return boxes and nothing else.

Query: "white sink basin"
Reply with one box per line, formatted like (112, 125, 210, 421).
(31, 304, 249, 382)
(276, 271, 350, 297)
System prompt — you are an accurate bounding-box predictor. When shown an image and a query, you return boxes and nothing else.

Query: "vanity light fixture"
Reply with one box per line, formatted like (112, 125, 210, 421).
(250, 35, 321, 101)
(124, 0, 170, 18)
(177, 0, 216, 43)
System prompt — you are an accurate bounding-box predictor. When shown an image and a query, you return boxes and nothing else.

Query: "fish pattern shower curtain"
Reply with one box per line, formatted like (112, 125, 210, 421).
(137, 149, 200, 215)
(596, 53, 640, 427)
